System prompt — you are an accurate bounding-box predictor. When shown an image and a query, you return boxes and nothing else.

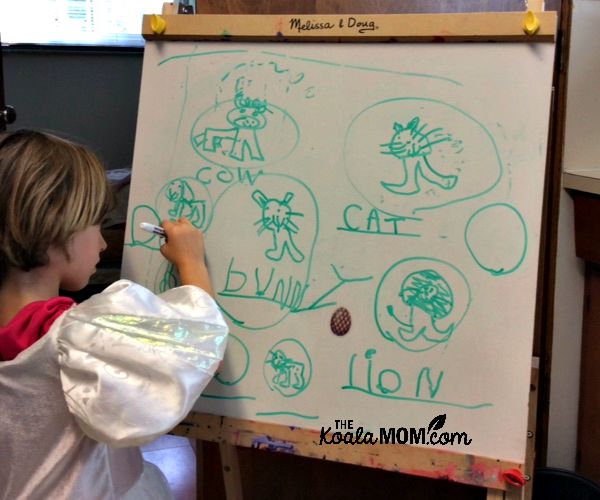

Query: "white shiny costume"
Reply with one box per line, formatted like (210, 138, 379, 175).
(0, 280, 228, 499)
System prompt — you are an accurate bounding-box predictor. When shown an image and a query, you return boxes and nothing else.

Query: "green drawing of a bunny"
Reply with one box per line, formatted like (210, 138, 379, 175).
(252, 189, 305, 263)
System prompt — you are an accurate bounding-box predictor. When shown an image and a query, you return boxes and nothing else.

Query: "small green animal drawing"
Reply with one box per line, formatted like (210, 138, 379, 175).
(386, 269, 455, 344)
(193, 82, 270, 162)
(266, 349, 306, 390)
(165, 179, 206, 227)
(380, 117, 458, 195)
(252, 189, 305, 263)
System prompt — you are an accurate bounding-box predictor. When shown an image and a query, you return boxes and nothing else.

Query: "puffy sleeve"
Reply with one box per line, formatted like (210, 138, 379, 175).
(56, 280, 228, 448)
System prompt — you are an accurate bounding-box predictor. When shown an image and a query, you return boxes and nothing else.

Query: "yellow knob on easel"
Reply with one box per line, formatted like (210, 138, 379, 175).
(151, 14, 167, 35)
(523, 10, 540, 35)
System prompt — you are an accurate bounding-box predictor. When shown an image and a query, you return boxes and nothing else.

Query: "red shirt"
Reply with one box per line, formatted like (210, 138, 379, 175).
(0, 297, 75, 361)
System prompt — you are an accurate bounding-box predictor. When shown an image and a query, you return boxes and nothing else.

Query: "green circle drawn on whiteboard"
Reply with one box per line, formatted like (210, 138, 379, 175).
(190, 99, 300, 170)
(343, 97, 503, 216)
(214, 333, 250, 386)
(211, 172, 320, 331)
(263, 338, 313, 398)
(155, 176, 213, 232)
(374, 257, 471, 353)
(464, 203, 528, 276)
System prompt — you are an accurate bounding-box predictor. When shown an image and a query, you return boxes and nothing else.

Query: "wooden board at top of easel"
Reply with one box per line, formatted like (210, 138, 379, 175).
(143, 11, 556, 42)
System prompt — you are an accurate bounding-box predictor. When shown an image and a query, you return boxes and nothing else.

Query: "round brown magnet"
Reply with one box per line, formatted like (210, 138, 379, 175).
(330, 307, 351, 336)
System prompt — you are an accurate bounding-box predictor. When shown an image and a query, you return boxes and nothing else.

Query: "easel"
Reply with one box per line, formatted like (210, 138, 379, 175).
(142, 6, 555, 499)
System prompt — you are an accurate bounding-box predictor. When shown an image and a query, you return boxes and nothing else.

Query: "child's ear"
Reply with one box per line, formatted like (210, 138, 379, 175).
(252, 189, 268, 207)
(393, 122, 404, 133)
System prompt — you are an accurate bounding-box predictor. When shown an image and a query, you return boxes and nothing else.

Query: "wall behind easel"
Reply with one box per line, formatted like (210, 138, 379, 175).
(2, 48, 141, 170)
(547, 0, 600, 471)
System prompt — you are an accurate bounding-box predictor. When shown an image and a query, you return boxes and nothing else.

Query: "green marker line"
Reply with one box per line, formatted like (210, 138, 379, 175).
(261, 51, 286, 58)
(296, 264, 372, 313)
(256, 411, 319, 420)
(158, 50, 248, 66)
(387, 215, 423, 222)
(201, 394, 256, 401)
(258, 51, 458, 85)
(217, 303, 245, 326)
(401, 71, 463, 86)
(342, 385, 492, 410)
(218, 292, 293, 309)
(268, 61, 288, 74)
(292, 302, 336, 313)
(289, 55, 341, 67)
(337, 227, 421, 238)
(342, 65, 462, 86)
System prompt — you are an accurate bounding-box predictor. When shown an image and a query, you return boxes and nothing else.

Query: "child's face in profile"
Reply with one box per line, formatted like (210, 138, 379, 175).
(50, 225, 107, 291)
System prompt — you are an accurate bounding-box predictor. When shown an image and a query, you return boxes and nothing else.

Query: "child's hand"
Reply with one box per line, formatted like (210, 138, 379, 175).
(159, 218, 214, 295)
(159, 217, 206, 268)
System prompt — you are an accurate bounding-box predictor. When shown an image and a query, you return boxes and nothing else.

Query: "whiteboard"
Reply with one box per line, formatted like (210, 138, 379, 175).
(123, 41, 555, 463)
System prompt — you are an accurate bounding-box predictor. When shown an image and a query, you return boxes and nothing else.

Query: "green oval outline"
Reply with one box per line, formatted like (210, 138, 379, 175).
(374, 257, 472, 353)
(190, 99, 300, 170)
(214, 333, 250, 386)
(211, 172, 320, 331)
(344, 97, 503, 216)
(154, 176, 214, 232)
(464, 202, 528, 276)
(262, 338, 313, 398)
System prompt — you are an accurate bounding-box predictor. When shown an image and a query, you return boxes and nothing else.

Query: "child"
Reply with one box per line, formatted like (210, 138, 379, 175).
(0, 130, 228, 499)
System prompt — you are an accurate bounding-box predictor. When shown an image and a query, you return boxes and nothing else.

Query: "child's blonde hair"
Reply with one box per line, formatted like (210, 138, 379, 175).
(0, 130, 112, 284)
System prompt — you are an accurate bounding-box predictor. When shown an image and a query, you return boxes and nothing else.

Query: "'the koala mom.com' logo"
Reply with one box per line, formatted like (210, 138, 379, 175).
(319, 414, 472, 446)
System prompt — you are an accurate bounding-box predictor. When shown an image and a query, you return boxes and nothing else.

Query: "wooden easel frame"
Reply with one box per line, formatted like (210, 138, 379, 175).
(174, 359, 538, 499)
(146, 8, 556, 499)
